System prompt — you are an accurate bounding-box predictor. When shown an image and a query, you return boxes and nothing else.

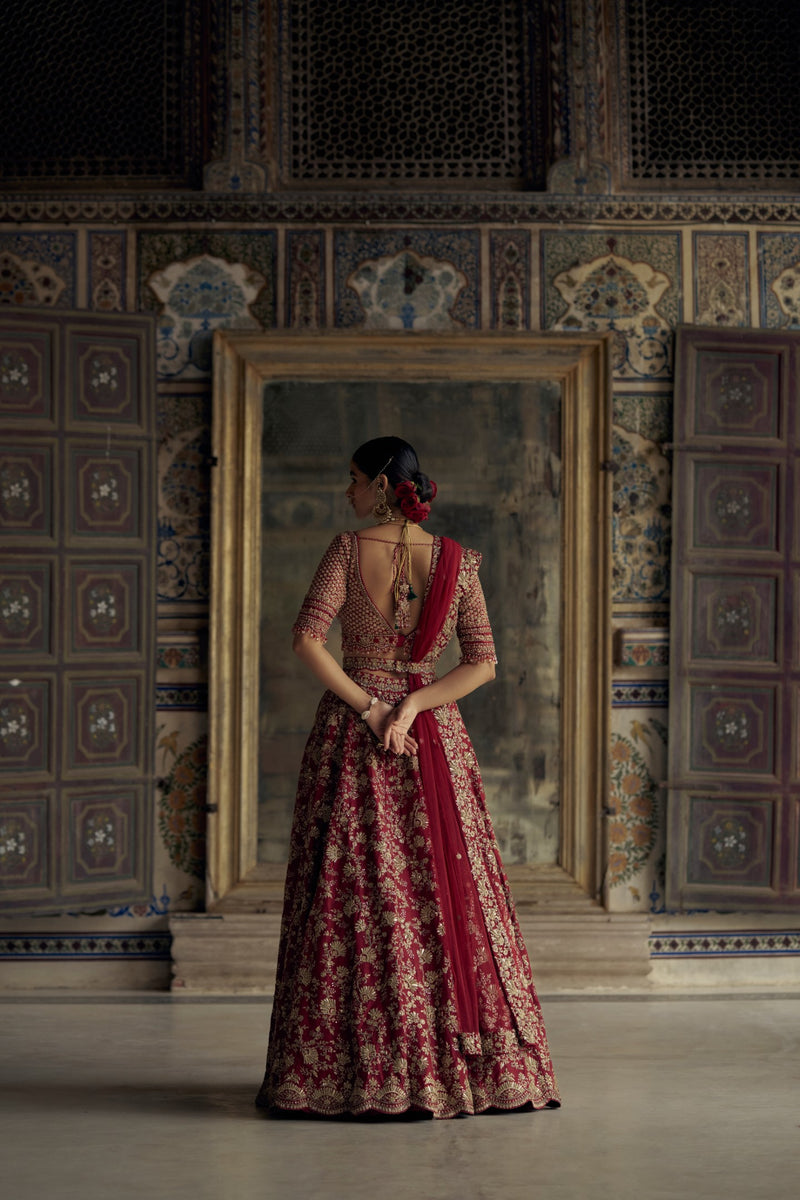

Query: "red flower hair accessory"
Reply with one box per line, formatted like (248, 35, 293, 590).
(395, 479, 434, 523)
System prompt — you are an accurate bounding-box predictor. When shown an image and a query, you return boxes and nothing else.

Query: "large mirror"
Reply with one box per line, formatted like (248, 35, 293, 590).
(208, 332, 612, 911)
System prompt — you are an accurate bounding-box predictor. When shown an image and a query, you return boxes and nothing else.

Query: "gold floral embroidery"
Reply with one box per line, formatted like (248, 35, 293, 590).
(259, 534, 560, 1118)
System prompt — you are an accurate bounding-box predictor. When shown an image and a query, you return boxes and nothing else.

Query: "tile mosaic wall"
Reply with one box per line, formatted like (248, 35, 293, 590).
(89, 232, 126, 313)
(758, 232, 800, 328)
(541, 231, 682, 380)
(334, 230, 480, 329)
(0, 233, 77, 308)
(156, 393, 212, 609)
(0, 210, 787, 960)
(611, 428, 671, 604)
(610, 393, 673, 606)
(155, 714, 208, 885)
(137, 232, 277, 379)
(693, 233, 750, 327)
(286, 231, 325, 329)
(607, 704, 668, 913)
(490, 231, 531, 329)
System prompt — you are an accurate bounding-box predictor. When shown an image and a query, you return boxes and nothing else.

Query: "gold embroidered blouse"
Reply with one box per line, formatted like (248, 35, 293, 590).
(292, 531, 497, 682)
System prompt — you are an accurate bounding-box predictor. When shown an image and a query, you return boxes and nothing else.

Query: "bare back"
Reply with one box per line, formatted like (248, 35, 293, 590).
(356, 527, 434, 634)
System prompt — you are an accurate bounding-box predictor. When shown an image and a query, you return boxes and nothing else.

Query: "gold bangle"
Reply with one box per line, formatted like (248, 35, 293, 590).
(360, 696, 378, 721)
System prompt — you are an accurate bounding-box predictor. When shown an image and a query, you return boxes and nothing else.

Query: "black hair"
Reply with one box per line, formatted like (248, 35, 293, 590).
(351, 435, 435, 503)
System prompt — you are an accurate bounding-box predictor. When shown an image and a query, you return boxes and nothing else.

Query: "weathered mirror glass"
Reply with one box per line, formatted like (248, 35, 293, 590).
(259, 378, 562, 868)
(209, 332, 611, 911)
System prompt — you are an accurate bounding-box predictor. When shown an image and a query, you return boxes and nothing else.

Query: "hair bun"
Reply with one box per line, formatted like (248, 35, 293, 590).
(414, 470, 435, 504)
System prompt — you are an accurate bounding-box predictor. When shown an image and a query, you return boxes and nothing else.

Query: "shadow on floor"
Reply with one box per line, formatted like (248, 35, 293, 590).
(6, 1082, 547, 1124)
(5, 1083, 262, 1121)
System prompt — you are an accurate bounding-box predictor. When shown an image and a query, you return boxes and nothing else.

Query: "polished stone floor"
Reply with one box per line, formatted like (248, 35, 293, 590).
(1, 994, 797, 1200)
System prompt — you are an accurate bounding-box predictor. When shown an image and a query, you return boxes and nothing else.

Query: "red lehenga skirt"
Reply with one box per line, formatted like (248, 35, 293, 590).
(255, 675, 561, 1120)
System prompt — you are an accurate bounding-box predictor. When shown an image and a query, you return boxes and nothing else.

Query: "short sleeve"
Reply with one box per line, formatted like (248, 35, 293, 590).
(456, 549, 498, 665)
(291, 533, 352, 643)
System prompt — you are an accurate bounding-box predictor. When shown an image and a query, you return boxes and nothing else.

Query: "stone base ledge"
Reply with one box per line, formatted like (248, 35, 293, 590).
(169, 911, 652, 994)
(0, 960, 170, 991)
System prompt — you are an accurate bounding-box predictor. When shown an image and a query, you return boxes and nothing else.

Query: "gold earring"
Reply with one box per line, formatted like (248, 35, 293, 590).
(372, 483, 394, 524)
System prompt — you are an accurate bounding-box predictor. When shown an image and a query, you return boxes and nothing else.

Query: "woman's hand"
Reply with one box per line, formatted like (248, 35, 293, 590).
(382, 695, 420, 756)
(365, 699, 418, 756)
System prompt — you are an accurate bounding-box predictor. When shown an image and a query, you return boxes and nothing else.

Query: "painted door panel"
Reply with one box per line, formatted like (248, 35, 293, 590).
(668, 327, 800, 910)
(0, 310, 156, 913)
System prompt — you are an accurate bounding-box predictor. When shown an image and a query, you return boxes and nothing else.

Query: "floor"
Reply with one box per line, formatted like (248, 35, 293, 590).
(1, 993, 797, 1200)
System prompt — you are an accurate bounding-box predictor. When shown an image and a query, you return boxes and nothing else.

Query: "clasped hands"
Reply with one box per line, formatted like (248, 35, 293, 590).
(365, 697, 419, 756)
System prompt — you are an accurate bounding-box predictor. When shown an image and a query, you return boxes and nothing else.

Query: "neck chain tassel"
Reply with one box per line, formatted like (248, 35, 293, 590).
(392, 519, 417, 630)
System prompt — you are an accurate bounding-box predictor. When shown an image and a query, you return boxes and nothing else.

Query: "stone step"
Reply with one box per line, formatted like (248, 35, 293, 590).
(169, 910, 651, 994)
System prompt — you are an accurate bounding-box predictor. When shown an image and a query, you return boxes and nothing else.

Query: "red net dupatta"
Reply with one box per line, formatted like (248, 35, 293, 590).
(409, 537, 507, 1049)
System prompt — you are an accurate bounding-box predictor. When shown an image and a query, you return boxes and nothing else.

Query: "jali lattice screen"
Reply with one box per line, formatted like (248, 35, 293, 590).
(270, 0, 549, 189)
(621, 0, 800, 186)
(0, 0, 210, 188)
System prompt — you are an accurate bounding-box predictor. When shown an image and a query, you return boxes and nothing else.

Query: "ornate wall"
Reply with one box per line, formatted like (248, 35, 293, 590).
(2, 0, 799, 986)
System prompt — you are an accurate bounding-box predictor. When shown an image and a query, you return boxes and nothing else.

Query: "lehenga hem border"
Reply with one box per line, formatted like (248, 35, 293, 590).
(256, 1096, 561, 1121)
(255, 1083, 562, 1121)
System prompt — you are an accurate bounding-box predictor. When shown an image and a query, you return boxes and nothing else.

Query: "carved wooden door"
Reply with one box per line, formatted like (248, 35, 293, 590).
(0, 310, 156, 913)
(667, 326, 800, 910)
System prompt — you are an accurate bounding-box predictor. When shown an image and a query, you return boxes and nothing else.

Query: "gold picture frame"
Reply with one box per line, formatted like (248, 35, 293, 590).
(208, 331, 613, 912)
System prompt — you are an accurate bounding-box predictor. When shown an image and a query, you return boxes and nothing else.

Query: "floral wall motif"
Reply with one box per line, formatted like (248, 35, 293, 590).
(758, 233, 800, 327)
(156, 394, 212, 609)
(148, 254, 267, 379)
(138, 232, 277, 379)
(89, 232, 126, 313)
(156, 732, 207, 880)
(693, 233, 750, 327)
(490, 231, 531, 330)
(334, 231, 480, 329)
(286, 231, 325, 329)
(613, 393, 673, 446)
(541, 232, 682, 380)
(346, 248, 468, 331)
(617, 630, 669, 669)
(0, 233, 76, 308)
(611, 429, 671, 604)
(606, 714, 668, 913)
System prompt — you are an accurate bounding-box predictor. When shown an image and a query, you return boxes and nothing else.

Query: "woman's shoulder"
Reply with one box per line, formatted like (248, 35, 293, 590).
(440, 535, 482, 571)
(436, 536, 483, 588)
(461, 545, 483, 573)
(320, 530, 356, 559)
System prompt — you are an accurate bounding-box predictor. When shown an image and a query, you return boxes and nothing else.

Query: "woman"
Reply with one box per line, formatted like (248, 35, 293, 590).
(256, 436, 560, 1119)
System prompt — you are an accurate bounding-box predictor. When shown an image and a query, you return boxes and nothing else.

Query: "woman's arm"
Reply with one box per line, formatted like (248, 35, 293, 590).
(382, 660, 495, 754)
(293, 633, 418, 753)
(293, 632, 373, 713)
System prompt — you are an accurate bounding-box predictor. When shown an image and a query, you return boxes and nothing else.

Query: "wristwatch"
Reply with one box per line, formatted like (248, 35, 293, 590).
(360, 696, 378, 721)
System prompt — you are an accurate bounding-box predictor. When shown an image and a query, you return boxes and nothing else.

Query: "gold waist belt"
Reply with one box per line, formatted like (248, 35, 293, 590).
(344, 656, 433, 677)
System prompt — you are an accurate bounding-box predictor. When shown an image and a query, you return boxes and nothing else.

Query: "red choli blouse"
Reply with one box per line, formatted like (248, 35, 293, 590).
(292, 531, 497, 678)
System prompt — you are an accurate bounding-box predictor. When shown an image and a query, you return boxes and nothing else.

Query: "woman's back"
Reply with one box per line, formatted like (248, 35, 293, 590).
(355, 527, 434, 634)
